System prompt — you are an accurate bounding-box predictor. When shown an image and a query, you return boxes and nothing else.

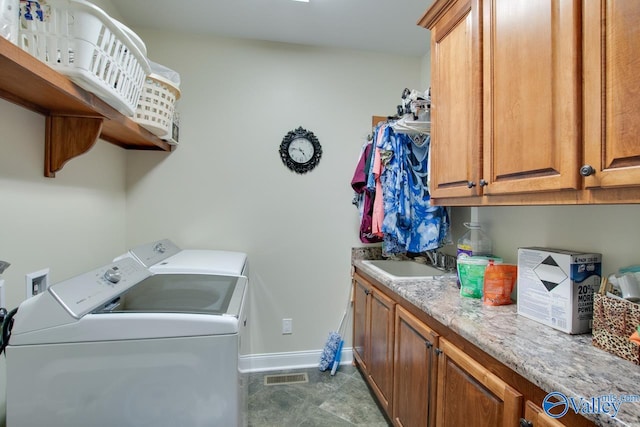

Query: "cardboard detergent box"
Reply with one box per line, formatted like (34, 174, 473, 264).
(517, 247, 602, 334)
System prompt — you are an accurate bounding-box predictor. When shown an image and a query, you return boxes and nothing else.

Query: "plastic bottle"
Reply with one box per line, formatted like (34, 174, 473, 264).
(457, 222, 492, 257)
(456, 222, 493, 288)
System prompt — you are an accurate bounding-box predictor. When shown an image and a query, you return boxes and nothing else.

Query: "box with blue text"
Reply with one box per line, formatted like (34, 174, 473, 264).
(517, 247, 602, 334)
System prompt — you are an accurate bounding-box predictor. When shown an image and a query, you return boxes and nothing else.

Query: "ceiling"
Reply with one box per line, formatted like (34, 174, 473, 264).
(110, 0, 435, 57)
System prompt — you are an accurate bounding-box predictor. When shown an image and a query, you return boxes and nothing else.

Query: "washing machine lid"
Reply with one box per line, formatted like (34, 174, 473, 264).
(149, 250, 247, 276)
(10, 273, 248, 345)
(95, 274, 245, 317)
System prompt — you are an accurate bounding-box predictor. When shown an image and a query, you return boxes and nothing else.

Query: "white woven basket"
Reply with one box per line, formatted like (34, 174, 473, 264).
(18, 0, 150, 116)
(134, 73, 180, 139)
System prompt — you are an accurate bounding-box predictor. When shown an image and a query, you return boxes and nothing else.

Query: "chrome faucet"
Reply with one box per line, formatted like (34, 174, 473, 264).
(423, 251, 456, 271)
(424, 250, 437, 267)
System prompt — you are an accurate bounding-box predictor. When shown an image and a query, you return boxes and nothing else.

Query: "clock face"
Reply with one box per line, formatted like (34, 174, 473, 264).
(288, 138, 314, 164)
(279, 127, 322, 174)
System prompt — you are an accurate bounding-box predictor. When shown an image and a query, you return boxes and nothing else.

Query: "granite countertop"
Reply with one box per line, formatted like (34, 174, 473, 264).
(352, 257, 640, 427)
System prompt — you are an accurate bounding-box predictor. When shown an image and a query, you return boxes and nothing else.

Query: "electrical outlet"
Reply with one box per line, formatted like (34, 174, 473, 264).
(25, 268, 50, 299)
(282, 318, 293, 335)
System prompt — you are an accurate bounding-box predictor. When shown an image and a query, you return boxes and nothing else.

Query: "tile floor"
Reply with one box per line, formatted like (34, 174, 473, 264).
(248, 365, 391, 426)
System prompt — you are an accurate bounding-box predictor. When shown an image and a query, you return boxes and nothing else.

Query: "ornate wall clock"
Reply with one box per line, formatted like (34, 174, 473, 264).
(279, 127, 322, 174)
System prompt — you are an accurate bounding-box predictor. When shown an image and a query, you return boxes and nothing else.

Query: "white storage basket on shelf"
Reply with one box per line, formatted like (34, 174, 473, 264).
(18, 0, 151, 116)
(134, 61, 181, 141)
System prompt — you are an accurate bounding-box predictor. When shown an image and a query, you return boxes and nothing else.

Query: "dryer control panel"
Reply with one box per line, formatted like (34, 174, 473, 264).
(49, 258, 151, 319)
(129, 238, 182, 268)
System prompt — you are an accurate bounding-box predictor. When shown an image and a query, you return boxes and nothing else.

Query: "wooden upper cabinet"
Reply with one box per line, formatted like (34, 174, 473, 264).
(482, 0, 581, 195)
(583, 0, 640, 190)
(421, 0, 640, 204)
(420, 0, 483, 198)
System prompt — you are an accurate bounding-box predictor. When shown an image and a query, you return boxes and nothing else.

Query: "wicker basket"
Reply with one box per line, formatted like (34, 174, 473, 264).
(592, 293, 640, 364)
(18, 0, 150, 116)
(134, 72, 180, 139)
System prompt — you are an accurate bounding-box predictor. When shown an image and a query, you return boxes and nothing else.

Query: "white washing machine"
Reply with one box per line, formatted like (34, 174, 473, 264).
(6, 256, 248, 427)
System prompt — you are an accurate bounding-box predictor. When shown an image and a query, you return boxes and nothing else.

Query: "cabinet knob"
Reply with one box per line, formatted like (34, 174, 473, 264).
(425, 341, 433, 349)
(580, 165, 595, 177)
(479, 179, 488, 187)
(435, 348, 443, 356)
(519, 418, 533, 427)
(467, 181, 476, 188)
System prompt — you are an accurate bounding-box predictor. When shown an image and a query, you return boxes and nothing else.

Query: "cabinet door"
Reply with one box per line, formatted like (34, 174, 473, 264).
(521, 400, 567, 427)
(482, 0, 581, 195)
(368, 288, 395, 415)
(436, 338, 522, 427)
(393, 306, 438, 427)
(426, 0, 483, 198)
(352, 277, 370, 369)
(583, 0, 640, 190)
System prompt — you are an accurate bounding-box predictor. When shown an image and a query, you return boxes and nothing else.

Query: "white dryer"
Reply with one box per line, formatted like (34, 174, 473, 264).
(124, 238, 251, 361)
(126, 238, 249, 277)
(6, 257, 248, 427)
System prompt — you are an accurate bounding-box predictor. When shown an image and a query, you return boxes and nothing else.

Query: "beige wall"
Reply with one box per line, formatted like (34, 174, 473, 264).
(440, 205, 640, 289)
(421, 48, 431, 90)
(123, 29, 424, 358)
(0, 102, 128, 308)
(0, 100, 128, 425)
(476, 205, 640, 275)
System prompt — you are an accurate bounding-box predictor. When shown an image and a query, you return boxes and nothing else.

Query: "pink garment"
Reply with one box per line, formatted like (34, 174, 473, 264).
(371, 128, 386, 237)
(351, 142, 381, 243)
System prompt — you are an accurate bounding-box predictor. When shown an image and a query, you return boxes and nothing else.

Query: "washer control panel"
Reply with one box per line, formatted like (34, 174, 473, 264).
(49, 257, 151, 319)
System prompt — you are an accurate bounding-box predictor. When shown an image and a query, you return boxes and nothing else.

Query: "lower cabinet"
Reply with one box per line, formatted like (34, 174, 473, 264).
(393, 306, 438, 427)
(368, 286, 395, 413)
(352, 276, 369, 370)
(352, 274, 395, 415)
(352, 269, 596, 427)
(435, 338, 522, 427)
(521, 401, 567, 427)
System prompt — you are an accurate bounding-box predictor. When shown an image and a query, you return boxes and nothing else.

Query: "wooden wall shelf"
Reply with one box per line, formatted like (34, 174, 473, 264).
(0, 37, 174, 177)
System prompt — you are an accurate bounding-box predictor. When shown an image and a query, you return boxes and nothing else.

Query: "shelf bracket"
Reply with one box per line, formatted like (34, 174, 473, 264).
(45, 115, 103, 177)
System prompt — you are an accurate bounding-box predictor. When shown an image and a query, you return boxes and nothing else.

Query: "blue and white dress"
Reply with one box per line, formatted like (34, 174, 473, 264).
(378, 125, 449, 254)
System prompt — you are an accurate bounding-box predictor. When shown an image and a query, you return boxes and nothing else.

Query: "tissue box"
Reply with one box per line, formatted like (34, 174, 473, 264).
(517, 247, 601, 334)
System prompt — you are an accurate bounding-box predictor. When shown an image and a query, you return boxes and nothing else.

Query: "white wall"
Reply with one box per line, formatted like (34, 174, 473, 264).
(123, 29, 424, 359)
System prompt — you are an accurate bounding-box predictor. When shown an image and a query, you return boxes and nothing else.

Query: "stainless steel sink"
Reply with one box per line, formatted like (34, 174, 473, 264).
(362, 260, 452, 279)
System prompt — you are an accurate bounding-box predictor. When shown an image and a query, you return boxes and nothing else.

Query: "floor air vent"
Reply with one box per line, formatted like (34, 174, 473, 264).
(263, 372, 309, 386)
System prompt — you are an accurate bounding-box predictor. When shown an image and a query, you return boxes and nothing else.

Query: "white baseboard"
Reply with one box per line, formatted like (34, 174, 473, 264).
(239, 347, 353, 373)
